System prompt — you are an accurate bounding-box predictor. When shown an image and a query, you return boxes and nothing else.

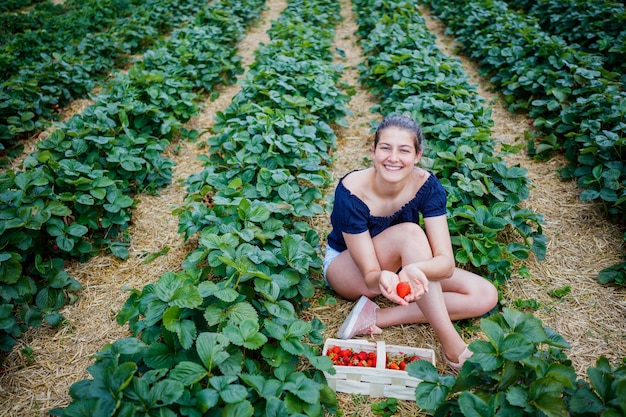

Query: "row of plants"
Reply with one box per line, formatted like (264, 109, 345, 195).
(1, 0, 91, 48)
(0, 0, 60, 42)
(420, 0, 626, 285)
(352, 1, 626, 415)
(52, 0, 350, 415)
(0, 0, 43, 13)
(0, 0, 260, 354)
(410, 307, 626, 416)
(0, 0, 207, 160)
(353, 0, 546, 284)
(501, 0, 626, 77)
(1, 0, 201, 78)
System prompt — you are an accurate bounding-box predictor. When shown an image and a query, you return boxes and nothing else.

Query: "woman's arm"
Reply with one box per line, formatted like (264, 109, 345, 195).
(342, 230, 386, 293)
(409, 215, 456, 281)
(343, 230, 423, 305)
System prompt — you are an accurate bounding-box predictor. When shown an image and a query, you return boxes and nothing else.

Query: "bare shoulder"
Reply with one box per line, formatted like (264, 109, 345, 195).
(342, 168, 373, 192)
(411, 167, 431, 189)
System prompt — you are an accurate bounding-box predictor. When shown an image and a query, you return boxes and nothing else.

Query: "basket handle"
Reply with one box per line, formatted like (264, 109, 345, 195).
(375, 341, 386, 369)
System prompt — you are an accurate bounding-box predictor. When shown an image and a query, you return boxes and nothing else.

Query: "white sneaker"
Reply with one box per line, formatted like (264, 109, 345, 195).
(337, 296, 382, 339)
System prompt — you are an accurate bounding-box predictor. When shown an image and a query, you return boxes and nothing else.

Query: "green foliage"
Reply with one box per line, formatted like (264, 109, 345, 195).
(598, 261, 626, 286)
(52, 0, 348, 415)
(371, 398, 398, 416)
(501, 0, 626, 76)
(408, 308, 626, 417)
(0, 0, 255, 353)
(0, 0, 207, 157)
(421, 0, 626, 283)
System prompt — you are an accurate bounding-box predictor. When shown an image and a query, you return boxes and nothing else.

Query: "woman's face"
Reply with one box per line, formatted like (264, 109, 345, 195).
(371, 126, 421, 181)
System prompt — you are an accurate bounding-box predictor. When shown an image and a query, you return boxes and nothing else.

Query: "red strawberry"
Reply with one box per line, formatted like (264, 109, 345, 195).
(397, 282, 411, 298)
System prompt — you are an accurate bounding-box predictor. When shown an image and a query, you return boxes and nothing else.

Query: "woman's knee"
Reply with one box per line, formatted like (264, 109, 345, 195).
(477, 278, 499, 313)
(392, 222, 429, 246)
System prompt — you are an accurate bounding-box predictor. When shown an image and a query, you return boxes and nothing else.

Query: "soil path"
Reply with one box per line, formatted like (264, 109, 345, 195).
(0, 1, 624, 416)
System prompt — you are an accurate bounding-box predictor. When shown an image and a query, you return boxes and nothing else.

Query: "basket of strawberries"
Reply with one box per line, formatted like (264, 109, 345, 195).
(322, 338, 436, 401)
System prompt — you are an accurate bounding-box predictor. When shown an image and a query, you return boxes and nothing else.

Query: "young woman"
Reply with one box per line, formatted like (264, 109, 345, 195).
(324, 114, 498, 370)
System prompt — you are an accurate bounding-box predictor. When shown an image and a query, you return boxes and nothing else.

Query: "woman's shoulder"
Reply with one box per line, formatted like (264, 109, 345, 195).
(401, 170, 444, 206)
(340, 168, 372, 192)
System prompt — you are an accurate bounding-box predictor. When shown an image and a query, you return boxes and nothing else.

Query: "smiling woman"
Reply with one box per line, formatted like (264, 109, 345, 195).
(324, 114, 498, 372)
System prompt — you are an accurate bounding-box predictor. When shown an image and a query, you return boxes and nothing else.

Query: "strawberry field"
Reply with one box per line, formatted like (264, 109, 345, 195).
(0, 0, 625, 416)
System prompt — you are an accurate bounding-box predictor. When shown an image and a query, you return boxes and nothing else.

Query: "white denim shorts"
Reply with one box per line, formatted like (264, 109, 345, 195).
(322, 245, 342, 288)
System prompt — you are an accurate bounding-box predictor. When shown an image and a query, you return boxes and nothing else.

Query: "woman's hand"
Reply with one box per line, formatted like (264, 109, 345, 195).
(378, 270, 408, 305)
(397, 264, 429, 303)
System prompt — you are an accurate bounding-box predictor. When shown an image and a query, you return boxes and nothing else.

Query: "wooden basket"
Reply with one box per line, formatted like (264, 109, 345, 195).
(322, 338, 436, 401)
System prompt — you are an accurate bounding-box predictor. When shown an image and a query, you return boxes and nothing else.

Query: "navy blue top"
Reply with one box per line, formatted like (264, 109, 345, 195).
(327, 171, 447, 252)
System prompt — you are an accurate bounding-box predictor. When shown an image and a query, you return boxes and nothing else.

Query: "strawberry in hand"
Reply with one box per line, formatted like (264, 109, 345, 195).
(396, 281, 411, 298)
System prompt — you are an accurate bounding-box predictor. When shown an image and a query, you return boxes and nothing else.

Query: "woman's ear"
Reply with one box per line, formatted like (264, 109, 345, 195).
(414, 149, 423, 164)
(371, 143, 376, 154)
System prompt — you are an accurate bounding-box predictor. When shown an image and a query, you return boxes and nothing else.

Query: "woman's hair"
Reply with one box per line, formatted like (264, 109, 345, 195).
(373, 114, 424, 153)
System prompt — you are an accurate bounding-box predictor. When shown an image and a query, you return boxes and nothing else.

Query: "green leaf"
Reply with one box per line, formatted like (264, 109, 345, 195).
(569, 384, 605, 414)
(414, 379, 452, 411)
(66, 223, 88, 237)
(195, 388, 220, 413)
(0, 253, 22, 284)
(148, 379, 184, 406)
(470, 340, 501, 371)
(143, 343, 175, 370)
(56, 235, 75, 252)
(227, 301, 258, 324)
(214, 287, 239, 303)
(92, 362, 136, 396)
(283, 373, 320, 404)
(502, 308, 548, 343)
(196, 332, 230, 371)
(222, 319, 268, 350)
(500, 333, 536, 361)
(480, 317, 505, 346)
(240, 374, 283, 399)
(153, 272, 202, 308)
(458, 391, 493, 417)
(113, 337, 147, 355)
(162, 306, 196, 349)
(529, 379, 569, 417)
(264, 396, 289, 417)
(169, 361, 208, 386)
(47, 202, 72, 217)
(222, 400, 254, 417)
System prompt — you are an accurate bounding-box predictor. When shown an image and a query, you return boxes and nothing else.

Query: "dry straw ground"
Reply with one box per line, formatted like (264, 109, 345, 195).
(1, 0, 624, 416)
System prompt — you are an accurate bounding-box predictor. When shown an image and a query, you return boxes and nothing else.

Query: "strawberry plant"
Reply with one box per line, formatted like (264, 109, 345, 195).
(501, 0, 626, 76)
(52, 0, 350, 415)
(421, 0, 626, 284)
(1, 0, 260, 353)
(0, 0, 210, 160)
(408, 307, 626, 416)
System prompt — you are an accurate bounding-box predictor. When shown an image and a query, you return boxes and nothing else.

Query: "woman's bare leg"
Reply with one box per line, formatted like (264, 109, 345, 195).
(326, 223, 498, 362)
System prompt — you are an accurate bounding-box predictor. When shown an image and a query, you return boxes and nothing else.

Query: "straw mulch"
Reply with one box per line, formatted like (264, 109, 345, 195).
(0, 1, 625, 416)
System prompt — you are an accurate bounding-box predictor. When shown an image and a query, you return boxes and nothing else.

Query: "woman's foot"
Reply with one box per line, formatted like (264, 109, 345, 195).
(442, 345, 472, 373)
